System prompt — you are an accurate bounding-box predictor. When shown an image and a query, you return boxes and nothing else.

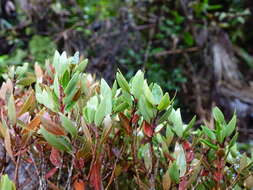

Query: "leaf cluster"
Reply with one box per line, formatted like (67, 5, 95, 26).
(0, 52, 252, 190)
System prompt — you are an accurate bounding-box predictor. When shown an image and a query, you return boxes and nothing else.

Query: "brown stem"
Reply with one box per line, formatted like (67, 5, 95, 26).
(14, 154, 21, 188)
(149, 140, 156, 190)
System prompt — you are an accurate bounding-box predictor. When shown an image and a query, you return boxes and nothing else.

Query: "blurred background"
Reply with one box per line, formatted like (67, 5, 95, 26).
(1, 0, 253, 141)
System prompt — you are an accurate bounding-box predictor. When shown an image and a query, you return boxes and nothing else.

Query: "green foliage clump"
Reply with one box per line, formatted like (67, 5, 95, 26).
(0, 52, 252, 189)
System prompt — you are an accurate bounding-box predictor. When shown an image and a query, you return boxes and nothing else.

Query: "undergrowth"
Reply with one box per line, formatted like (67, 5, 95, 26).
(0, 52, 252, 190)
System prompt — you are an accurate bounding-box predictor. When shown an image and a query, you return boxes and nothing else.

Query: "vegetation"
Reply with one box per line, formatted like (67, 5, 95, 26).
(0, 52, 252, 189)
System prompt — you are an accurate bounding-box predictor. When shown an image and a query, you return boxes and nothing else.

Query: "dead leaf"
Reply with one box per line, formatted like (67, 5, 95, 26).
(17, 90, 36, 117)
(0, 118, 15, 162)
(119, 113, 131, 135)
(162, 170, 171, 190)
(244, 175, 253, 189)
(41, 113, 66, 136)
(22, 109, 45, 134)
(50, 148, 61, 167)
(74, 179, 86, 190)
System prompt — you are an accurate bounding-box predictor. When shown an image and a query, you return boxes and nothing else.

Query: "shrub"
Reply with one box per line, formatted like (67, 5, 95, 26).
(0, 51, 252, 190)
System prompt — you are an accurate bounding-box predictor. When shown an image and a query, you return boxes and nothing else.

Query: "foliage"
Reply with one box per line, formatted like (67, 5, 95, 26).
(0, 52, 252, 189)
(0, 175, 16, 190)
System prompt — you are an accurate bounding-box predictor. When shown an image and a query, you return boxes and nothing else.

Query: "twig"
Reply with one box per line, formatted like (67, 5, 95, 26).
(149, 141, 156, 190)
(65, 156, 74, 190)
(14, 154, 21, 188)
(155, 47, 199, 57)
(56, 152, 64, 187)
(105, 146, 124, 190)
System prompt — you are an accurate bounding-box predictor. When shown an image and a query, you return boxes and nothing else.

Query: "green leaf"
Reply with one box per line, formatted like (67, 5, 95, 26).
(212, 107, 225, 124)
(228, 132, 238, 148)
(169, 162, 180, 184)
(158, 106, 173, 124)
(53, 74, 60, 98)
(183, 115, 196, 137)
(116, 71, 130, 93)
(16, 62, 29, 78)
(84, 96, 98, 123)
(7, 93, 16, 125)
(169, 109, 184, 138)
(152, 83, 163, 105)
(113, 102, 129, 113)
(157, 133, 169, 155)
(64, 73, 80, 95)
(138, 95, 154, 123)
(157, 92, 170, 111)
(60, 70, 70, 88)
(17, 76, 36, 86)
(200, 139, 218, 150)
(63, 86, 79, 110)
(131, 70, 144, 100)
(143, 80, 155, 105)
(60, 114, 78, 138)
(223, 114, 237, 138)
(75, 59, 88, 72)
(175, 143, 186, 177)
(57, 51, 69, 77)
(165, 125, 174, 146)
(0, 175, 16, 190)
(143, 144, 152, 172)
(94, 98, 107, 126)
(201, 125, 216, 140)
(36, 87, 58, 112)
(100, 79, 112, 115)
(101, 115, 113, 144)
(70, 51, 79, 64)
(111, 80, 118, 98)
(39, 127, 72, 153)
(52, 50, 60, 69)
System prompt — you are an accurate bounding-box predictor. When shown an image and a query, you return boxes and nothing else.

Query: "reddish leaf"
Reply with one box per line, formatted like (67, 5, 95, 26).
(89, 160, 102, 190)
(186, 150, 194, 163)
(47, 180, 61, 190)
(179, 177, 187, 190)
(0, 79, 13, 100)
(14, 148, 28, 156)
(23, 109, 45, 134)
(41, 113, 66, 135)
(24, 158, 33, 164)
(74, 179, 86, 190)
(214, 171, 223, 182)
(50, 148, 61, 167)
(132, 114, 139, 124)
(201, 169, 209, 177)
(215, 159, 224, 170)
(142, 121, 153, 138)
(34, 63, 43, 81)
(45, 167, 58, 179)
(182, 141, 191, 150)
(74, 158, 85, 170)
(119, 113, 132, 135)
